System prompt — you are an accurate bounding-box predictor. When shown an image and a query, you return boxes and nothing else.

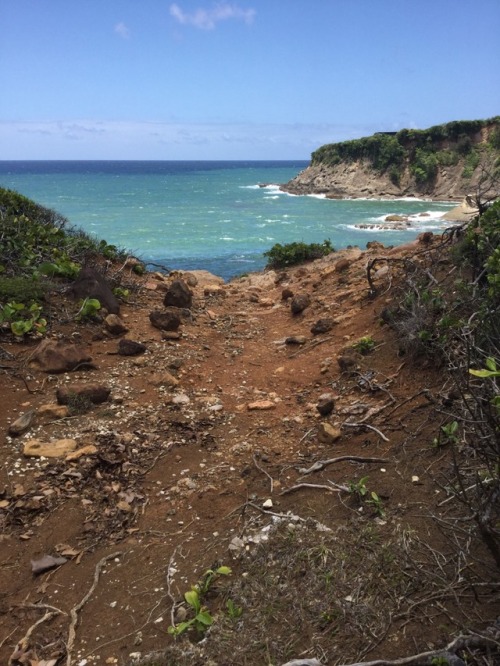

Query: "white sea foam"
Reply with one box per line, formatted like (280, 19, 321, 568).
(263, 195, 280, 200)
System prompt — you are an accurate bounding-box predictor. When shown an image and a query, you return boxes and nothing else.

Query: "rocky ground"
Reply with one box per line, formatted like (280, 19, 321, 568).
(0, 239, 498, 666)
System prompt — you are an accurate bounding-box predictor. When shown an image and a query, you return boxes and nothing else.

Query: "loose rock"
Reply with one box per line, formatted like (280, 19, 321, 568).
(118, 339, 147, 356)
(8, 409, 35, 436)
(24, 438, 77, 458)
(105, 314, 129, 335)
(290, 294, 311, 315)
(29, 339, 92, 374)
(163, 279, 193, 309)
(56, 383, 111, 405)
(317, 423, 342, 444)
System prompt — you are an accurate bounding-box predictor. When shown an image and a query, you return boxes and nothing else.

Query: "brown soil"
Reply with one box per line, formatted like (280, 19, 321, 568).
(0, 241, 498, 666)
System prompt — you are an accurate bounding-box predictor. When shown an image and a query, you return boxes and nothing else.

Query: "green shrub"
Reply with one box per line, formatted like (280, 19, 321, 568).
(0, 276, 48, 304)
(0, 187, 127, 280)
(264, 239, 334, 269)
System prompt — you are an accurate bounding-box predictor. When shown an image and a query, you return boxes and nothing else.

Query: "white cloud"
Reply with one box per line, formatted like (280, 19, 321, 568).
(169, 3, 255, 30)
(114, 22, 131, 39)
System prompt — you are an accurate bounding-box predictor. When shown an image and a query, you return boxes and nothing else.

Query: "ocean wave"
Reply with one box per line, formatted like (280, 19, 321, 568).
(263, 195, 280, 200)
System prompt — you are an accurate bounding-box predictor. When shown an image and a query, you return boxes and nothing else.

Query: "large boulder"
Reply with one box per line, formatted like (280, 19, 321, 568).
(69, 267, 120, 314)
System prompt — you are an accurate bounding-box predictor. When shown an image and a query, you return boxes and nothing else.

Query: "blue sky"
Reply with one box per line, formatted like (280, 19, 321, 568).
(1, 0, 499, 160)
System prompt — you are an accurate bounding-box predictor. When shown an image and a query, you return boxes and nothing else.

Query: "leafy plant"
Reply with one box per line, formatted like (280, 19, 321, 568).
(76, 297, 101, 321)
(352, 336, 376, 355)
(0, 301, 47, 337)
(432, 421, 459, 449)
(225, 598, 243, 620)
(264, 239, 334, 269)
(168, 565, 232, 637)
(113, 287, 130, 301)
(469, 357, 500, 379)
(348, 477, 384, 517)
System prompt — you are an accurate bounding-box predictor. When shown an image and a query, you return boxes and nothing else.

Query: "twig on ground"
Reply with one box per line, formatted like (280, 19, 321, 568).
(166, 546, 180, 628)
(383, 389, 433, 419)
(280, 482, 342, 496)
(299, 456, 389, 476)
(288, 336, 334, 358)
(336, 631, 499, 666)
(342, 422, 390, 442)
(9, 607, 64, 665)
(253, 454, 274, 493)
(66, 551, 122, 666)
(247, 501, 332, 532)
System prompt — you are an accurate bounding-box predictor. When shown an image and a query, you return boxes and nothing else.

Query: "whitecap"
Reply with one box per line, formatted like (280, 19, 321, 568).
(220, 237, 235, 241)
(263, 195, 280, 200)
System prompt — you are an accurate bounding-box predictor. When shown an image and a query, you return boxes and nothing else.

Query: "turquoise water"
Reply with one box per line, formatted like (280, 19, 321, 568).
(0, 161, 455, 280)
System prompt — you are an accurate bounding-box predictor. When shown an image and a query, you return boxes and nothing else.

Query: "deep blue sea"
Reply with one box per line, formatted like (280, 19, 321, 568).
(0, 161, 456, 280)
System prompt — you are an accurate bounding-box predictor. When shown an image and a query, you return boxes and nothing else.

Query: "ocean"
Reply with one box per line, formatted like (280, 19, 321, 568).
(0, 161, 456, 281)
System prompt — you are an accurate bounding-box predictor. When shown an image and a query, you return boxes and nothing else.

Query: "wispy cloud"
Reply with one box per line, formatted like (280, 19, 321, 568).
(169, 3, 255, 30)
(114, 22, 131, 39)
(0, 119, 356, 159)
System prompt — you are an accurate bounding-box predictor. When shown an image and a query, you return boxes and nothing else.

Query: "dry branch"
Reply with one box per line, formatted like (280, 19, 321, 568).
(342, 422, 390, 442)
(299, 456, 389, 476)
(280, 482, 342, 496)
(66, 551, 122, 666)
(336, 631, 499, 665)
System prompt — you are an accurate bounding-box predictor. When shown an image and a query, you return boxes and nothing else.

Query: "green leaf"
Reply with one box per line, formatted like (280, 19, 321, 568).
(195, 610, 213, 626)
(184, 589, 200, 612)
(486, 357, 498, 372)
(11, 320, 32, 336)
(216, 565, 232, 576)
(470, 368, 500, 378)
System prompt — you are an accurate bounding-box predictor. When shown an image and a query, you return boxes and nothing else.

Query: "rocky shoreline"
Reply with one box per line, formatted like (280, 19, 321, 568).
(280, 161, 484, 203)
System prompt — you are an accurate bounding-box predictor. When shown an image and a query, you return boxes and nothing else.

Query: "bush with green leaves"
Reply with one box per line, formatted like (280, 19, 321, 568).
(264, 239, 334, 269)
(0, 187, 126, 281)
(0, 301, 47, 337)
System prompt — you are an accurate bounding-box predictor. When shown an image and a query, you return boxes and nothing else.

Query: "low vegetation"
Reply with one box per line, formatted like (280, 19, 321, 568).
(0, 187, 134, 337)
(311, 116, 500, 188)
(264, 239, 334, 269)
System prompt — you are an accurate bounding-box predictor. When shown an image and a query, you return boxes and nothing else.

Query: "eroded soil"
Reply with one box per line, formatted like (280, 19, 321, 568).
(0, 242, 498, 666)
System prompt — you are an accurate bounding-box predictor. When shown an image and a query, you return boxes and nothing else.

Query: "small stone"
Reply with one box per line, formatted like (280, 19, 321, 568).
(290, 293, 311, 315)
(56, 383, 111, 405)
(149, 309, 181, 332)
(118, 339, 147, 356)
(412, 475, 420, 484)
(65, 445, 98, 461)
(161, 331, 181, 341)
(285, 335, 307, 345)
(311, 318, 335, 335)
(152, 372, 180, 388)
(335, 258, 351, 272)
(316, 394, 335, 416)
(24, 438, 77, 458)
(247, 400, 276, 411)
(172, 393, 190, 405)
(37, 404, 70, 421)
(317, 423, 342, 444)
(337, 354, 359, 373)
(104, 314, 129, 335)
(163, 279, 193, 309)
(8, 409, 35, 436)
(281, 288, 294, 301)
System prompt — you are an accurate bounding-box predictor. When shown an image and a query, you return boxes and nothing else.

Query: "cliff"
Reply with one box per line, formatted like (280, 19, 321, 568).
(283, 117, 500, 200)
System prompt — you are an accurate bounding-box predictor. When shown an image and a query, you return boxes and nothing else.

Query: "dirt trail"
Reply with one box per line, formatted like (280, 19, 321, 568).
(0, 242, 497, 666)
